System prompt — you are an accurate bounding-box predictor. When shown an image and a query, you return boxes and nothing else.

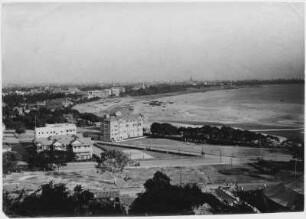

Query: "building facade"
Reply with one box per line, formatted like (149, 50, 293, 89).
(87, 89, 112, 99)
(35, 123, 77, 138)
(101, 111, 144, 142)
(111, 87, 121, 97)
(34, 134, 93, 161)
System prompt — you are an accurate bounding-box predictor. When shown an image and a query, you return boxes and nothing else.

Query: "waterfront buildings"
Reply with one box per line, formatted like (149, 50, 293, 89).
(101, 111, 144, 142)
(35, 123, 77, 138)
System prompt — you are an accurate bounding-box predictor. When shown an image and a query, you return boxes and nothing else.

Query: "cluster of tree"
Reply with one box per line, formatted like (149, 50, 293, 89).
(3, 182, 123, 217)
(234, 188, 304, 212)
(281, 139, 304, 163)
(2, 151, 22, 174)
(3, 92, 66, 107)
(3, 107, 103, 131)
(28, 147, 74, 171)
(3, 108, 67, 130)
(124, 84, 201, 96)
(75, 96, 100, 104)
(150, 123, 281, 148)
(129, 171, 254, 215)
(233, 78, 304, 86)
(93, 150, 129, 172)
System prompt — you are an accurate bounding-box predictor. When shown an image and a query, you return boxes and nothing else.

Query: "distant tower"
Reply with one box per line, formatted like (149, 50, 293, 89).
(190, 75, 193, 82)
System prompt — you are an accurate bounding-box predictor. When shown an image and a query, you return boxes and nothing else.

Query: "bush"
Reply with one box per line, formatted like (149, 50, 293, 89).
(95, 150, 129, 172)
(15, 126, 26, 134)
(3, 182, 123, 217)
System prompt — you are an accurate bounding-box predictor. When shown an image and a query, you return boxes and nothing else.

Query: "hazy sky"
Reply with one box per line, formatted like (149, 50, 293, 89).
(2, 2, 304, 84)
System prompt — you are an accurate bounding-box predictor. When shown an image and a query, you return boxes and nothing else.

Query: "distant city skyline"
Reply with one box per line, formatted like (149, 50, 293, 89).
(2, 2, 304, 84)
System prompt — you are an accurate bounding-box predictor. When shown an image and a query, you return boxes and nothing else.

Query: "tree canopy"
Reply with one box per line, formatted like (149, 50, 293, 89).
(3, 182, 123, 217)
(94, 150, 129, 172)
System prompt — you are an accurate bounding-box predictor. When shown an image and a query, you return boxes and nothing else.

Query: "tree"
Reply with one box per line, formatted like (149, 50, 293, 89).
(34, 149, 71, 171)
(95, 150, 129, 172)
(71, 185, 95, 215)
(2, 151, 22, 174)
(150, 123, 179, 136)
(3, 182, 124, 217)
(129, 171, 206, 215)
(15, 126, 26, 134)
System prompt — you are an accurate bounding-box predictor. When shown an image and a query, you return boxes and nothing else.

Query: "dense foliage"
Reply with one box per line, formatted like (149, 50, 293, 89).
(3, 107, 102, 130)
(28, 145, 74, 171)
(2, 151, 22, 174)
(3, 92, 66, 107)
(129, 171, 254, 215)
(150, 123, 281, 147)
(3, 182, 123, 217)
(125, 84, 186, 96)
(94, 150, 129, 172)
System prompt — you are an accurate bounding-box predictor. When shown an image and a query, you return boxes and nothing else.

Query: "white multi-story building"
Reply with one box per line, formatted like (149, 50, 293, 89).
(111, 87, 121, 97)
(35, 123, 77, 138)
(87, 89, 111, 99)
(101, 111, 144, 142)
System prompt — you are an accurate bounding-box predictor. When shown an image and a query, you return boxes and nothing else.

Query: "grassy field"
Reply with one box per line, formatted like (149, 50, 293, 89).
(3, 161, 301, 198)
(95, 144, 189, 160)
(123, 137, 293, 161)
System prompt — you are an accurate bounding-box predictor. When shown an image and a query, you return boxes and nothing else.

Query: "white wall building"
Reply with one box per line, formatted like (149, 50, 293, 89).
(101, 111, 144, 142)
(35, 123, 77, 138)
(34, 134, 93, 161)
(111, 87, 121, 97)
(87, 89, 112, 99)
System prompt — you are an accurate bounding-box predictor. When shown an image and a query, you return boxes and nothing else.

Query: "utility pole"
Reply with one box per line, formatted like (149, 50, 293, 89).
(294, 159, 297, 178)
(179, 170, 182, 187)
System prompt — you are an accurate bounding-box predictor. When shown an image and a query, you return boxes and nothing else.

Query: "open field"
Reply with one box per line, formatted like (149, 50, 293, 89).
(3, 161, 302, 198)
(122, 137, 293, 162)
(95, 144, 190, 160)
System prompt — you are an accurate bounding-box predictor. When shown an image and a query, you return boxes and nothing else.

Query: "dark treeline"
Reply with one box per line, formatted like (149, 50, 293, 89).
(124, 79, 304, 97)
(234, 188, 304, 212)
(3, 92, 66, 107)
(233, 78, 304, 86)
(130, 171, 254, 215)
(150, 123, 280, 148)
(3, 182, 123, 217)
(124, 83, 205, 96)
(3, 107, 102, 130)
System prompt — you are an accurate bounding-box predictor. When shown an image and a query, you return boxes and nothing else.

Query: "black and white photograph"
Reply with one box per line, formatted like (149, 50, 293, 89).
(1, 0, 305, 217)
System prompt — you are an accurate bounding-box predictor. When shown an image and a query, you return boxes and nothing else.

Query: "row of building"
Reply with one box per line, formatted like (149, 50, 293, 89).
(87, 87, 125, 99)
(33, 111, 144, 160)
(34, 123, 92, 161)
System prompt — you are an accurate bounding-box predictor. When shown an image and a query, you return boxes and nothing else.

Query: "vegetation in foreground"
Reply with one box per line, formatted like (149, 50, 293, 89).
(129, 171, 255, 215)
(3, 171, 258, 217)
(3, 182, 123, 217)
